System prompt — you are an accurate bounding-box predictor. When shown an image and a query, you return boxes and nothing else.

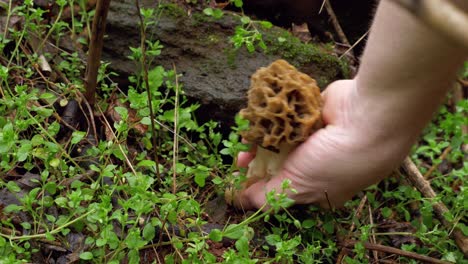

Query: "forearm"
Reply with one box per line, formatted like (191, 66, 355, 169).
(354, 1, 467, 146)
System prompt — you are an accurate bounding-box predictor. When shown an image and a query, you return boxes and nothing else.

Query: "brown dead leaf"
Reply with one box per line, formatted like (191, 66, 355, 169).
(106, 95, 148, 135)
(378, 220, 419, 247)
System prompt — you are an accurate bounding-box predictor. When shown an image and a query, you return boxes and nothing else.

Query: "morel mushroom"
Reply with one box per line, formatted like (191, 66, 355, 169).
(226, 59, 324, 206)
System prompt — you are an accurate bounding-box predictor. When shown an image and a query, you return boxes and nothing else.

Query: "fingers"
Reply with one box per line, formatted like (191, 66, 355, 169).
(237, 151, 255, 168)
(237, 141, 257, 168)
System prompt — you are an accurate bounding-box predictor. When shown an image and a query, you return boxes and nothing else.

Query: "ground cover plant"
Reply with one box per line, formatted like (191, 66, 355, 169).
(0, 0, 467, 263)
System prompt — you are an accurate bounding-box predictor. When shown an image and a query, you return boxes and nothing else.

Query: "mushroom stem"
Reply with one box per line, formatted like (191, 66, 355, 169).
(245, 144, 295, 187)
(225, 143, 295, 207)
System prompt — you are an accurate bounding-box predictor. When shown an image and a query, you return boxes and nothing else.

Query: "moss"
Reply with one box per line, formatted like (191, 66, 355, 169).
(264, 29, 320, 65)
(158, 3, 187, 18)
(200, 34, 222, 45)
(261, 26, 351, 83)
(224, 48, 238, 69)
(191, 12, 218, 26)
(338, 59, 350, 79)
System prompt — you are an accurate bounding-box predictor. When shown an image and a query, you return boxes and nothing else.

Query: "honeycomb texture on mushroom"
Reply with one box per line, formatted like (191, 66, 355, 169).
(240, 59, 323, 150)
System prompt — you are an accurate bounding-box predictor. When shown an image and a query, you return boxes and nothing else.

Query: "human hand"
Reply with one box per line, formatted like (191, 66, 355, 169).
(234, 79, 409, 210)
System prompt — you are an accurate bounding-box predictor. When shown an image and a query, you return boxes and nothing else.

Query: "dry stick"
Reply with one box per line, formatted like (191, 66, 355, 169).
(390, 0, 468, 48)
(423, 146, 452, 178)
(335, 195, 368, 264)
(458, 78, 468, 89)
(96, 103, 138, 176)
(84, 0, 112, 106)
(134, 0, 162, 183)
(338, 30, 369, 60)
(324, 0, 350, 47)
(452, 82, 468, 154)
(368, 205, 379, 262)
(323, 0, 355, 59)
(341, 240, 453, 264)
(403, 157, 468, 257)
(172, 64, 180, 194)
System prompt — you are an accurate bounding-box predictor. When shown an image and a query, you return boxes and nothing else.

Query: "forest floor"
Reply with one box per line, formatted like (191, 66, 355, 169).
(0, 0, 466, 263)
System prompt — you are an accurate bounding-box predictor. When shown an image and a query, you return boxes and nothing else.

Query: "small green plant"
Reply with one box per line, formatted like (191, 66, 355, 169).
(0, 1, 467, 263)
(202, 0, 273, 53)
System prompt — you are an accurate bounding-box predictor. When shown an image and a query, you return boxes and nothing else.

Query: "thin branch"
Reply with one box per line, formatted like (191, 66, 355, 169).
(341, 239, 453, 264)
(172, 64, 180, 194)
(390, 0, 468, 48)
(84, 0, 112, 106)
(452, 82, 467, 153)
(403, 157, 468, 256)
(336, 195, 368, 263)
(423, 146, 452, 179)
(134, 0, 161, 183)
(324, 0, 350, 47)
(368, 205, 379, 262)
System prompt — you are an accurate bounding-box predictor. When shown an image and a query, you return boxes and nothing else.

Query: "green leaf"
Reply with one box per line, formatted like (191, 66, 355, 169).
(4, 204, 23, 213)
(45, 182, 57, 195)
(234, 0, 243, 8)
(71, 131, 86, 145)
(240, 16, 250, 25)
(209, 229, 223, 242)
(458, 223, 468, 236)
(55, 197, 68, 207)
(259, 21, 272, 29)
(140, 116, 151, 125)
(114, 106, 128, 120)
(148, 66, 165, 91)
(381, 207, 392, 218)
(323, 221, 334, 234)
(49, 158, 60, 168)
(143, 223, 155, 240)
(21, 222, 31, 230)
(203, 8, 213, 16)
(17, 142, 32, 162)
(137, 159, 156, 168)
(194, 165, 210, 187)
(235, 236, 249, 255)
(302, 219, 315, 229)
(79, 252, 94, 260)
(39, 92, 57, 100)
(6, 181, 21, 193)
(212, 9, 224, 19)
(211, 177, 223, 185)
(96, 238, 107, 247)
(223, 224, 244, 240)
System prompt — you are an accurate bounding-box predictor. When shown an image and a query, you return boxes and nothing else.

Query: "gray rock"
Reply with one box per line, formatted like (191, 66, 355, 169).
(104, 0, 349, 128)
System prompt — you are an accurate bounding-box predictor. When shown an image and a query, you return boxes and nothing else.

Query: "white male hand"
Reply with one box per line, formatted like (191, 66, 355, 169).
(234, 79, 408, 210)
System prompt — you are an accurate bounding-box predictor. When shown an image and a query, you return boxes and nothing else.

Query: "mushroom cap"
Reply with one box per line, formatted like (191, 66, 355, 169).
(240, 59, 323, 150)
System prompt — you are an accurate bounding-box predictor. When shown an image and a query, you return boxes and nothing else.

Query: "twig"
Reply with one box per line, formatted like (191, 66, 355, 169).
(339, 29, 369, 60)
(458, 78, 468, 88)
(96, 103, 138, 176)
(0, 210, 95, 240)
(84, 0, 112, 106)
(368, 205, 379, 262)
(134, 0, 161, 184)
(341, 239, 453, 264)
(390, 0, 468, 48)
(172, 64, 180, 194)
(336, 195, 368, 263)
(403, 157, 468, 256)
(452, 82, 467, 154)
(323, 0, 355, 59)
(423, 146, 452, 178)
